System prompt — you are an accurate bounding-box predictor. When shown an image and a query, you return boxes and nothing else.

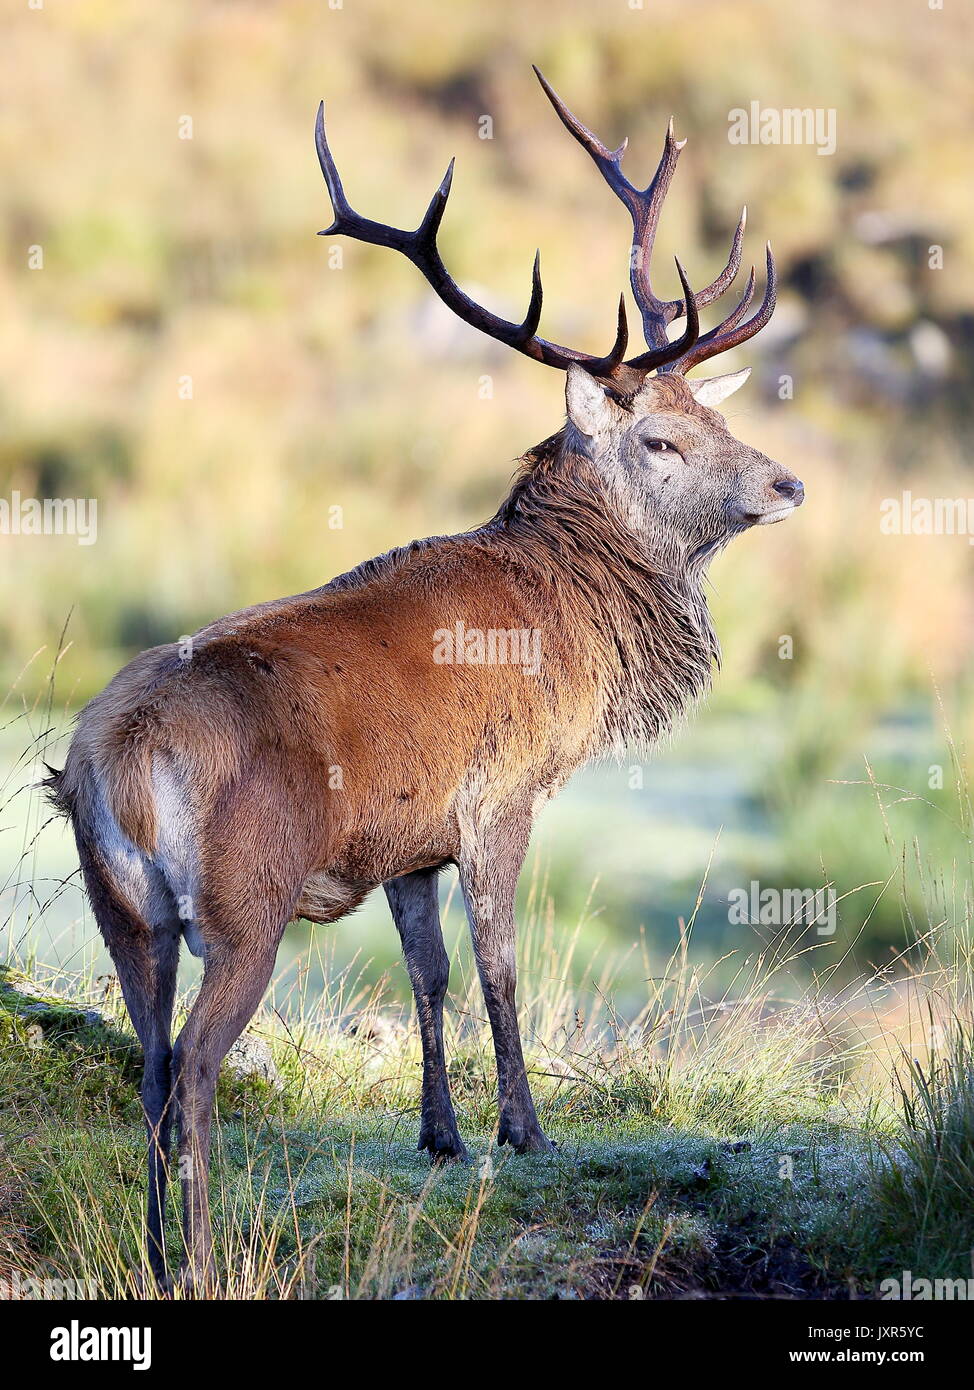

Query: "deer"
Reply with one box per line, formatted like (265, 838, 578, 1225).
(47, 67, 803, 1294)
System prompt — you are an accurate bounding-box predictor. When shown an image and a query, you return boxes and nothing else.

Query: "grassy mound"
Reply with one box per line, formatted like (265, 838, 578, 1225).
(3, 924, 972, 1300)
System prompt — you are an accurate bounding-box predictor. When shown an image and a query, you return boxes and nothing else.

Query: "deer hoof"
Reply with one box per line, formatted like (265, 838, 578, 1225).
(419, 1129, 471, 1165)
(498, 1119, 557, 1154)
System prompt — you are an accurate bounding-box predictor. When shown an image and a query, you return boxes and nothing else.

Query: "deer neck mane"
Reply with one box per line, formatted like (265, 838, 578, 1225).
(489, 427, 720, 754)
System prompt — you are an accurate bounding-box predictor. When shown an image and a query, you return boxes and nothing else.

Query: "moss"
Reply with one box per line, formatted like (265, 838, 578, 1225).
(0, 964, 142, 1083)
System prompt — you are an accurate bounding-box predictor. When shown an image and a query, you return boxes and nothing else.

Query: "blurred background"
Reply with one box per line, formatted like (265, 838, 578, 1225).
(2, 0, 973, 1008)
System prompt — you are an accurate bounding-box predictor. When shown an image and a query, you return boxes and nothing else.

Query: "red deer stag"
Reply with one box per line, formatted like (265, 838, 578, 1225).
(49, 68, 802, 1293)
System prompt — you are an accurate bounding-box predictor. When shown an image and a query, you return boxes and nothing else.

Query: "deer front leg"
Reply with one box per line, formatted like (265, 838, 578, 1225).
(385, 869, 469, 1163)
(458, 826, 554, 1154)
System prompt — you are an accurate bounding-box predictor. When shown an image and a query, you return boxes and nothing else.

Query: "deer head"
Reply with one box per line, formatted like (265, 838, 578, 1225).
(315, 68, 803, 564)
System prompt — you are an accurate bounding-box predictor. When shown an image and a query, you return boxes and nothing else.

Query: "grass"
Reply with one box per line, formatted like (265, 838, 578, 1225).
(3, 0, 974, 967)
(872, 1015, 974, 1282)
(2, 867, 973, 1300)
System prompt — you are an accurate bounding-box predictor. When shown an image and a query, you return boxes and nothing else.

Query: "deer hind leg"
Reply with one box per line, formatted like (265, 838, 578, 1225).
(171, 905, 287, 1296)
(72, 799, 180, 1292)
(457, 817, 554, 1155)
(385, 869, 469, 1163)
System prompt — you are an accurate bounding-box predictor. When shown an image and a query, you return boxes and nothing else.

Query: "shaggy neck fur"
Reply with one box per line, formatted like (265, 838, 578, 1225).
(488, 427, 720, 755)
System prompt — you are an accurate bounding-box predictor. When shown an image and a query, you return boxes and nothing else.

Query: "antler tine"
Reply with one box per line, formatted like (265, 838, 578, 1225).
(315, 100, 627, 375)
(626, 117, 688, 347)
(533, 70, 764, 370)
(626, 258, 700, 372)
(534, 67, 682, 350)
(520, 250, 544, 341)
(693, 207, 747, 309)
(316, 101, 409, 254)
(657, 264, 754, 374)
(532, 64, 634, 189)
(588, 294, 630, 376)
(669, 245, 776, 375)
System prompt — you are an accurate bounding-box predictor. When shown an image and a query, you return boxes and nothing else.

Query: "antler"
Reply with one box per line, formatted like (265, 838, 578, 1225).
(315, 101, 633, 377)
(532, 67, 775, 375)
(315, 71, 775, 380)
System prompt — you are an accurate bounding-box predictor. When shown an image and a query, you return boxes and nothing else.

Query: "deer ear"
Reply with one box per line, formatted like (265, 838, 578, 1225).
(688, 368, 751, 408)
(565, 362, 611, 438)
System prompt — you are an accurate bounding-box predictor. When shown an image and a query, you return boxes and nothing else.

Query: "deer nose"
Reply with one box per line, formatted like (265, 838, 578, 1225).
(773, 477, 804, 504)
